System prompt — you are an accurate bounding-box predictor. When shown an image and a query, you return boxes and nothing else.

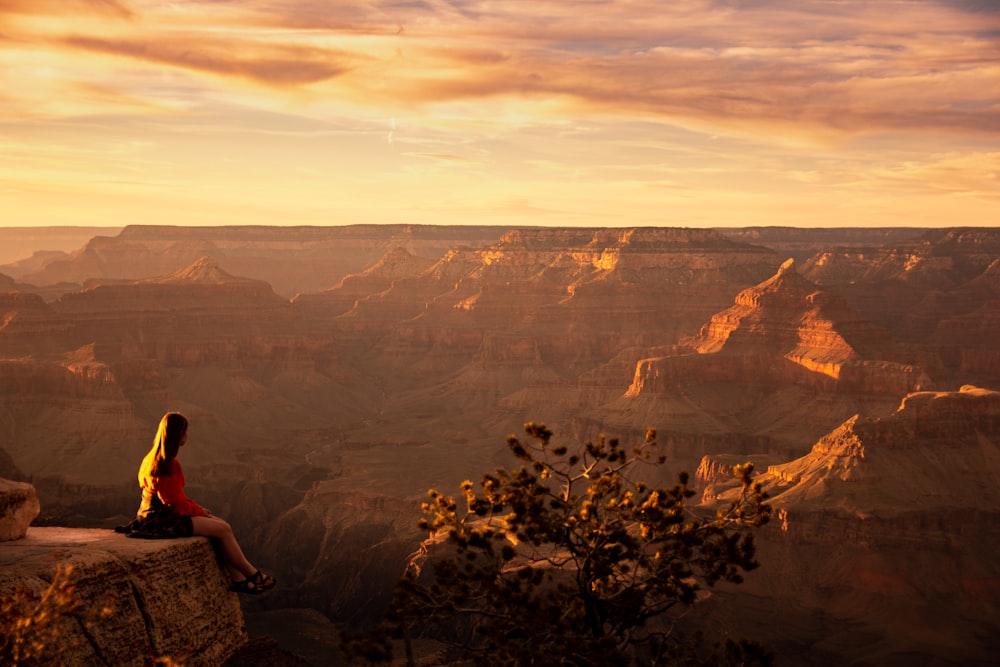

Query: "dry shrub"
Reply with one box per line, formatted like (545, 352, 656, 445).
(0, 565, 81, 665)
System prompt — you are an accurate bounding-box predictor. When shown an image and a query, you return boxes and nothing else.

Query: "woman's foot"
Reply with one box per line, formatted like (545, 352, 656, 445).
(229, 570, 276, 595)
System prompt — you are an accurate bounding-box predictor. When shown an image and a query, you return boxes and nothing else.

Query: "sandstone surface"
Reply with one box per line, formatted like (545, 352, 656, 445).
(0, 477, 39, 540)
(0, 526, 247, 666)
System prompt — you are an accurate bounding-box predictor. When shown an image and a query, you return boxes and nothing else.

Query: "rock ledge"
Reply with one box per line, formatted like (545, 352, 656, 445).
(0, 527, 247, 666)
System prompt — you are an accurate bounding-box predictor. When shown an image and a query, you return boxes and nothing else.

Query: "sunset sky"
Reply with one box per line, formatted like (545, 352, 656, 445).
(1, 0, 997, 229)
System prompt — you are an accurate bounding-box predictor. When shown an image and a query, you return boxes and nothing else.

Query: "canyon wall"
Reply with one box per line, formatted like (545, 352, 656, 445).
(1, 225, 998, 664)
(1, 224, 511, 298)
(696, 386, 1000, 665)
(0, 227, 119, 267)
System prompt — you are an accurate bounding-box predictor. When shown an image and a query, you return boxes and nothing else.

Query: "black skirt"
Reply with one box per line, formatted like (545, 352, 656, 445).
(115, 492, 194, 539)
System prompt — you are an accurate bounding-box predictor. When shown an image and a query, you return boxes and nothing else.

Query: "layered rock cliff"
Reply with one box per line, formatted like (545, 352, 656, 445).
(800, 228, 1000, 388)
(0, 227, 118, 267)
(634, 258, 929, 394)
(0, 526, 247, 666)
(291, 246, 438, 320)
(5, 225, 510, 298)
(610, 259, 932, 472)
(715, 227, 927, 265)
(697, 386, 1000, 665)
(2, 224, 998, 664)
(333, 228, 780, 426)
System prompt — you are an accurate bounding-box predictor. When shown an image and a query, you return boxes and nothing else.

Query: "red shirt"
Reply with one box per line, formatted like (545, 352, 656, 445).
(139, 457, 206, 517)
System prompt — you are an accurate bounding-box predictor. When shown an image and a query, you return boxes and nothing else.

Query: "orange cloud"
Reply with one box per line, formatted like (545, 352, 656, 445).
(0, 0, 132, 19)
(1, 0, 998, 229)
(60, 34, 353, 85)
(4, 0, 997, 138)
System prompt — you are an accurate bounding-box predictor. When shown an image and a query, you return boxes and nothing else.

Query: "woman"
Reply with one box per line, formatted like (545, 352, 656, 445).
(119, 411, 276, 594)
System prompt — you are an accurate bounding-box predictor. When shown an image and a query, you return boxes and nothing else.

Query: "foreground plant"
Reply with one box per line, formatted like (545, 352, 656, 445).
(0, 566, 80, 665)
(350, 423, 772, 666)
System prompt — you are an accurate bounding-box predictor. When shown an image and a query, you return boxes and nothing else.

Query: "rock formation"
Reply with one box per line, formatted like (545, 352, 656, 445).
(291, 246, 438, 319)
(715, 227, 927, 265)
(800, 228, 1000, 381)
(3, 225, 511, 298)
(608, 259, 932, 474)
(633, 258, 929, 394)
(252, 482, 425, 626)
(0, 227, 117, 267)
(0, 522, 247, 666)
(698, 386, 1000, 665)
(0, 478, 39, 540)
(2, 224, 999, 665)
(335, 227, 780, 423)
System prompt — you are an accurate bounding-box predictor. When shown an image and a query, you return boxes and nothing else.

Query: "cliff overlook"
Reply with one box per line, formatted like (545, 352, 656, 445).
(1, 225, 998, 665)
(0, 523, 247, 666)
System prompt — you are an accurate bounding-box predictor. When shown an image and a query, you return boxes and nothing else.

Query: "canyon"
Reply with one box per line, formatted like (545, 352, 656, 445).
(697, 385, 1000, 665)
(0, 224, 997, 665)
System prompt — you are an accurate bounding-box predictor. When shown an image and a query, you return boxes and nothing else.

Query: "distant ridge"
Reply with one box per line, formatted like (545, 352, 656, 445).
(0, 227, 120, 266)
(9, 224, 512, 297)
(116, 223, 523, 242)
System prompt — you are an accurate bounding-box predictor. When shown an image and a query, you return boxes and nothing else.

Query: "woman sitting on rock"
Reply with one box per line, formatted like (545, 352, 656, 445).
(118, 411, 276, 595)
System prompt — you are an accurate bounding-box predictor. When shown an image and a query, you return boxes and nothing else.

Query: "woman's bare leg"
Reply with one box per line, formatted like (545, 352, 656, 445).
(190, 515, 255, 579)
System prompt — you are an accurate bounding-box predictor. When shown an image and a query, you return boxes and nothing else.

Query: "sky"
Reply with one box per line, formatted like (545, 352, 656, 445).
(0, 0, 998, 229)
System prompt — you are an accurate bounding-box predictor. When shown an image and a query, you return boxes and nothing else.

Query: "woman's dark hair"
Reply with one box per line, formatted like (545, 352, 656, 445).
(145, 412, 188, 477)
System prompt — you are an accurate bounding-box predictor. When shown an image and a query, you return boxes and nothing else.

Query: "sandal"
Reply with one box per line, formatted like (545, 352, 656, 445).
(230, 570, 276, 595)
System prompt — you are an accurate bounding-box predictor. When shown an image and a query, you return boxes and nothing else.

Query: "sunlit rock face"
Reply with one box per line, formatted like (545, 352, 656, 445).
(334, 227, 780, 412)
(761, 385, 1000, 510)
(697, 386, 1000, 666)
(690, 258, 925, 390)
(615, 260, 931, 471)
(0, 528, 246, 666)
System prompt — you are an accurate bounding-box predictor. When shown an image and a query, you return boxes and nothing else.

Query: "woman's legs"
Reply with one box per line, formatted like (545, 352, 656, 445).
(190, 515, 256, 580)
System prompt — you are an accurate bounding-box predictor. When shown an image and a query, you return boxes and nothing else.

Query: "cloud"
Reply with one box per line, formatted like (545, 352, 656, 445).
(868, 151, 1000, 199)
(0, 0, 132, 19)
(60, 35, 353, 86)
(4, 0, 996, 140)
(437, 4, 997, 138)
